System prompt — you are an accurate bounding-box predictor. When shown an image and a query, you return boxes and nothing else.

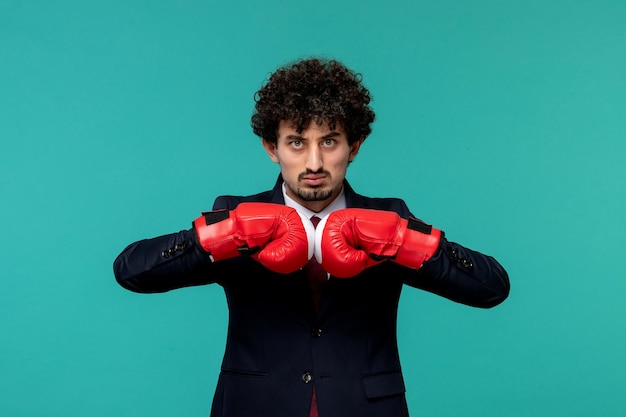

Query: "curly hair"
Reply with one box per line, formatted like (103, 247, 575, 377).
(251, 58, 375, 144)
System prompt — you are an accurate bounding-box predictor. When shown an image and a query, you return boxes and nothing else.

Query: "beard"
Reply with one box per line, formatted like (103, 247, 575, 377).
(284, 170, 337, 202)
(294, 187, 334, 202)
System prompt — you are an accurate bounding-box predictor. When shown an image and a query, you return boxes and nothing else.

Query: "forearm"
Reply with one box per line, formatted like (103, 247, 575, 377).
(113, 229, 214, 293)
(406, 237, 510, 308)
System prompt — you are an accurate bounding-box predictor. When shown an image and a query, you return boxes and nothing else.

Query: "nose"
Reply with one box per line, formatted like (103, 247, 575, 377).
(305, 145, 323, 172)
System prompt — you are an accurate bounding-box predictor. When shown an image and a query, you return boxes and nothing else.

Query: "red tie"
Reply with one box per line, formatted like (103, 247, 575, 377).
(304, 216, 327, 311)
(304, 216, 326, 417)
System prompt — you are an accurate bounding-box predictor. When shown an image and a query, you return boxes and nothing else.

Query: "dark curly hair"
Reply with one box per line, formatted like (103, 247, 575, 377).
(251, 58, 375, 144)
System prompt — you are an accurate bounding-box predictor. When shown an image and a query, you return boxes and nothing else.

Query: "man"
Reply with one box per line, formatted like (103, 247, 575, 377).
(114, 58, 509, 417)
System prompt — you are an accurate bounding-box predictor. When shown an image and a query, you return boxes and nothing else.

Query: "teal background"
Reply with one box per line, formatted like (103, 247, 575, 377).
(1, 0, 625, 416)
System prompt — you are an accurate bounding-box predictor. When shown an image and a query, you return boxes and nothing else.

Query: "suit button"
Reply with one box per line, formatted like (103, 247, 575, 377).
(312, 327, 322, 337)
(460, 259, 473, 269)
(302, 372, 313, 384)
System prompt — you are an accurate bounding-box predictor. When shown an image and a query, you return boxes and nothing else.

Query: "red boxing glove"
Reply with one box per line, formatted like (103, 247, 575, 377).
(193, 202, 314, 274)
(315, 208, 442, 278)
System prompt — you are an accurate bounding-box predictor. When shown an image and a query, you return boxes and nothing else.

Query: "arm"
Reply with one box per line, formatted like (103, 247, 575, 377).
(113, 229, 215, 294)
(405, 237, 510, 308)
(113, 202, 314, 293)
(316, 207, 509, 308)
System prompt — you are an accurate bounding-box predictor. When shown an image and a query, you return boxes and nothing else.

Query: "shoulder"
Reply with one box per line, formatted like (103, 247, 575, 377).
(211, 175, 284, 210)
(350, 194, 412, 218)
(344, 180, 411, 217)
(212, 189, 275, 210)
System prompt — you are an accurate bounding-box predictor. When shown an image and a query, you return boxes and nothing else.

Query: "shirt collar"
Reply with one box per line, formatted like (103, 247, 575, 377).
(282, 182, 346, 219)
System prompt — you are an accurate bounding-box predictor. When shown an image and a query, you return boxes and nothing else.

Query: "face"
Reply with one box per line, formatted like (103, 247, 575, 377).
(263, 120, 362, 212)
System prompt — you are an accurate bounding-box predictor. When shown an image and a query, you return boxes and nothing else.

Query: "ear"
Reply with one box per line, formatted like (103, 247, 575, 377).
(262, 139, 279, 163)
(348, 138, 364, 162)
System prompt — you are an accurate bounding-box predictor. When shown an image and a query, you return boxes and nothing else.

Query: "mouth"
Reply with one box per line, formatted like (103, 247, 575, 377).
(301, 174, 327, 187)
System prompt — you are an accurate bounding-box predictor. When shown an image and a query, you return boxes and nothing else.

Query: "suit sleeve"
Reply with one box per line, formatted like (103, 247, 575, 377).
(112, 228, 218, 293)
(403, 235, 510, 308)
(112, 196, 241, 293)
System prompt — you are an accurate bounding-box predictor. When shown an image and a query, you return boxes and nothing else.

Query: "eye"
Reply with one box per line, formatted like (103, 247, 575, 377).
(290, 140, 303, 148)
(322, 138, 336, 147)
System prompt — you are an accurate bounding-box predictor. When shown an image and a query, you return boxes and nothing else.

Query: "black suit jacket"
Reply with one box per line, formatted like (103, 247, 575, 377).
(114, 176, 509, 417)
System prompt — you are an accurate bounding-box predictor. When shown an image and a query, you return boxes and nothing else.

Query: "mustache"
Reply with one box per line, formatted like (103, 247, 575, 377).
(299, 169, 330, 180)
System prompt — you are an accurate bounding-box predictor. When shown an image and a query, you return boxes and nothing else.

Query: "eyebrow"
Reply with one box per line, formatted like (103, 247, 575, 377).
(285, 131, 342, 141)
